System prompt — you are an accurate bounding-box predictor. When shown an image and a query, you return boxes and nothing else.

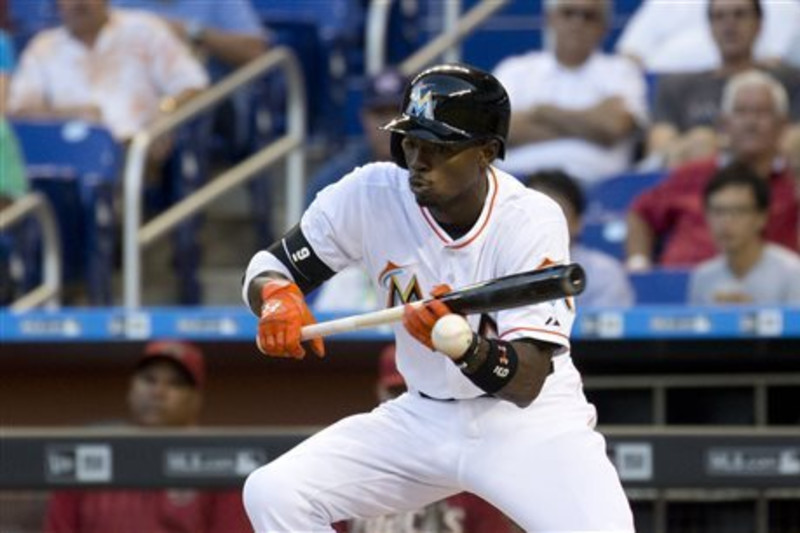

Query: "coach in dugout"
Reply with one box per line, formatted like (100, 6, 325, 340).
(42, 341, 252, 533)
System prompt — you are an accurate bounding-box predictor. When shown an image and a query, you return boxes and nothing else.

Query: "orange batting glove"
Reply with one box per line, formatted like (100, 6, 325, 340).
(402, 284, 453, 350)
(256, 279, 325, 359)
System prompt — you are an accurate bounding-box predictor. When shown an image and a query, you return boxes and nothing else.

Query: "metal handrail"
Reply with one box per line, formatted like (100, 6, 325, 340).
(123, 47, 306, 309)
(368, 0, 492, 76)
(365, 0, 392, 76)
(0, 193, 61, 310)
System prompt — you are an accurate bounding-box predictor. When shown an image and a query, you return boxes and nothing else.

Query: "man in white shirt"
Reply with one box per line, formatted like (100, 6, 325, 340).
(645, 0, 800, 168)
(616, 0, 800, 73)
(492, 0, 647, 186)
(689, 161, 800, 305)
(8, 0, 208, 141)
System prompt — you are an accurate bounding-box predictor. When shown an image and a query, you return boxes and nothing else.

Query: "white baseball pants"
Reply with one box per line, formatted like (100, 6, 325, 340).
(243, 391, 634, 532)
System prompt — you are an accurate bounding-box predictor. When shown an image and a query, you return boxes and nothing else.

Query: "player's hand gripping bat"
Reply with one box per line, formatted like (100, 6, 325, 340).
(300, 263, 586, 341)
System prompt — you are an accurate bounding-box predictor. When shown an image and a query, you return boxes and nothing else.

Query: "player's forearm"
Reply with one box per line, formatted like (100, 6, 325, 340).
(458, 337, 553, 408)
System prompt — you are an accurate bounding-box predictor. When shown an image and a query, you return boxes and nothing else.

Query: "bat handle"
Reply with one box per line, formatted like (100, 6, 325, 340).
(300, 302, 421, 341)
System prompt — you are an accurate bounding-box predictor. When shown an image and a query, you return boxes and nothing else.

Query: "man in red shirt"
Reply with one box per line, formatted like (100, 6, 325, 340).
(333, 346, 520, 533)
(627, 69, 798, 269)
(43, 341, 252, 533)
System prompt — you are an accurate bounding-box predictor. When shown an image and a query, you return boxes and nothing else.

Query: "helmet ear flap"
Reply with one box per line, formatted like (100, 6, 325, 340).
(390, 132, 407, 169)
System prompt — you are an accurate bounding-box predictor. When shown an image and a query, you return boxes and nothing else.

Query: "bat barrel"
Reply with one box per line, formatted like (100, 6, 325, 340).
(563, 263, 586, 296)
(438, 263, 586, 316)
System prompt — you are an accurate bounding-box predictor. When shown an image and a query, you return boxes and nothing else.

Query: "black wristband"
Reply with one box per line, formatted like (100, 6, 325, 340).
(460, 338, 519, 394)
(455, 333, 481, 371)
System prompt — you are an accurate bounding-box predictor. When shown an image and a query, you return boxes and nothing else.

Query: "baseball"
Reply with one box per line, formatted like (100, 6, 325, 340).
(431, 314, 473, 358)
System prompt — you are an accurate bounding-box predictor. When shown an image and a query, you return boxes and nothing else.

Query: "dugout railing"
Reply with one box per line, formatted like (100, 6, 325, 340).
(1, 427, 799, 533)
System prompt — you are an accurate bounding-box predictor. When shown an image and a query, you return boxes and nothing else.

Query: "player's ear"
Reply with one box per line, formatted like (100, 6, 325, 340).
(478, 140, 500, 166)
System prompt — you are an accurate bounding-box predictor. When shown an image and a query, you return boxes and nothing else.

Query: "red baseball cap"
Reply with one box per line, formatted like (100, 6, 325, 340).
(378, 345, 405, 388)
(138, 340, 206, 389)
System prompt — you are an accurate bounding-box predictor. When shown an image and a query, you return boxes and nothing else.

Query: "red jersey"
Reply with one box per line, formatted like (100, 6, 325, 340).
(631, 158, 798, 266)
(43, 489, 252, 533)
(333, 492, 516, 533)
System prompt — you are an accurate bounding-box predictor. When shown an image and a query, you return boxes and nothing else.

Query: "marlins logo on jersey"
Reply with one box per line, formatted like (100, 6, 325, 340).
(407, 83, 436, 120)
(379, 261, 423, 307)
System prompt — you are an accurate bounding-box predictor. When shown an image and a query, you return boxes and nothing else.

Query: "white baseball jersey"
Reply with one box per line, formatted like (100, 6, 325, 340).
(245, 162, 582, 402)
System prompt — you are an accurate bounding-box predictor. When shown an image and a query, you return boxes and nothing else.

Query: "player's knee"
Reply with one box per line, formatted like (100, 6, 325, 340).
(243, 463, 312, 520)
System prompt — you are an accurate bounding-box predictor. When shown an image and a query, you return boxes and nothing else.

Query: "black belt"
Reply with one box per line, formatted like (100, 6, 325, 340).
(417, 391, 493, 402)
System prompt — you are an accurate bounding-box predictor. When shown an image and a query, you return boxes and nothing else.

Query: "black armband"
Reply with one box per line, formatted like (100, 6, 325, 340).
(267, 224, 335, 293)
(457, 338, 519, 394)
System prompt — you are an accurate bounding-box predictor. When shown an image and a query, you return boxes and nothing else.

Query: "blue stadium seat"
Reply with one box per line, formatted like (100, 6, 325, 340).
(585, 170, 666, 216)
(11, 119, 122, 305)
(8, 0, 59, 51)
(253, 0, 364, 141)
(629, 269, 691, 305)
(581, 171, 666, 261)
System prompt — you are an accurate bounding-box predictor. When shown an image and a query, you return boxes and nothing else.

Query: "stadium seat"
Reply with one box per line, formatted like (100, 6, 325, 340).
(11, 119, 122, 305)
(580, 171, 666, 261)
(8, 0, 59, 52)
(585, 170, 666, 217)
(629, 269, 691, 305)
(253, 0, 365, 142)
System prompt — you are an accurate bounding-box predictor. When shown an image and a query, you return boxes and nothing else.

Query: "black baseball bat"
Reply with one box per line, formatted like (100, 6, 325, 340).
(300, 263, 585, 340)
(436, 263, 585, 314)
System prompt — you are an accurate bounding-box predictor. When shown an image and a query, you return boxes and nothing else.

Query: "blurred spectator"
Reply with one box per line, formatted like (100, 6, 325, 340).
(526, 170, 634, 307)
(1, 19, 26, 210)
(616, 0, 800, 73)
(1, 0, 15, 105)
(333, 346, 520, 533)
(647, 0, 800, 168)
(43, 340, 253, 533)
(1, 11, 28, 305)
(305, 68, 406, 206)
(689, 162, 800, 304)
(8, 0, 208, 142)
(627, 70, 798, 270)
(110, 0, 268, 75)
(0, 118, 27, 209)
(492, 0, 647, 186)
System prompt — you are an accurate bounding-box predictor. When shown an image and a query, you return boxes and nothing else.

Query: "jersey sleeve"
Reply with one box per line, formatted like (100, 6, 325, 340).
(8, 37, 48, 113)
(610, 56, 649, 128)
(494, 198, 574, 352)
(299, 165, 369, 273)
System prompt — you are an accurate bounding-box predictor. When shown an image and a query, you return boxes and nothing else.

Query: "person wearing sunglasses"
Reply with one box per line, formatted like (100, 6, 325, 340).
(492, 0, 648, 187)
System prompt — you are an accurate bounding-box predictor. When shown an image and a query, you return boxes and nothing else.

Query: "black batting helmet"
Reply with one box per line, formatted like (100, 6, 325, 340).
(380, 63, 510, 169)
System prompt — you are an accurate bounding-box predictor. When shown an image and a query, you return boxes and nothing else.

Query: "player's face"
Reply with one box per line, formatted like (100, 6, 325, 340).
(401, 136, 490, 218)
(127, 360, 201, 428)
(705, 184, 766, 254)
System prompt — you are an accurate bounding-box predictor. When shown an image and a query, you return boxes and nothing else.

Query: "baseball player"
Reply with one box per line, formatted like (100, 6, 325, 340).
(241, 64, 634, 532)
